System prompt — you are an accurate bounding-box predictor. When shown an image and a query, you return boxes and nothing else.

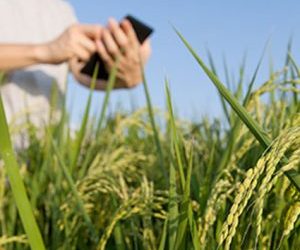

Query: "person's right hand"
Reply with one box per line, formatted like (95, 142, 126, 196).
(42, 24, 102, 64)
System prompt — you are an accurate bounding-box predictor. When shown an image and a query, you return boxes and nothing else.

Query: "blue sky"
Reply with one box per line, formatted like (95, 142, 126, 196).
(67, 0, 300, 122)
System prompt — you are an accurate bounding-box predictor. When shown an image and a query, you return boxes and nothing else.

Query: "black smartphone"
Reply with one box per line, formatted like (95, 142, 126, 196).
(80, 15, 154, 80)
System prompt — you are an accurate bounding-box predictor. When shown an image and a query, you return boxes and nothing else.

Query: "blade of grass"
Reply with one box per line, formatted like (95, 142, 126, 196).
(222, 55, 232, 91)
(158, 219, 168, 250)
(77, 60, 118, 176)
(168, 159, 178, 250)
(188, 203, 201, 250)
(281, 37, 293, 101)
(207, 49, 231, 125)
(56, 79, 69, 153)
(216, 43, 268, 178)
(113, 224, 125, 250)
(288, 52, 300, 77)
(175, 28, 300, 192)
(0, 95, 46, 250)
(0, 164, 6, 235)
(78, 60, 118, 177)
(283, 37, 293, 82)
(243, 38, 270, 106)
(51, 139, 98, 243)
(142, 65, 167, 180)
(176, 28, 270, 145)
(112, 196, 125, 250)
(175, 145, 195, 250)
(166, 83, 179, 250)
(287, 52, 299, 108)
(96, 60, 118, 136)
(235, 53, 247, 101)
(70, 63, 99, 172)
(228, 54, 247, 124)
(165, 81, 185, 190)
(0, 72, 4, 85)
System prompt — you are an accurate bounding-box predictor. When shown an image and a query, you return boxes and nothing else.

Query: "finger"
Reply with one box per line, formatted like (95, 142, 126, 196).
(96, 39, 113, 67)
(79, 24, 102, 40)
(74, 44, 91, 62)
(108, 18, 129, 51)
(140, 38, 151, 63)
(102, 29, 121, 59)
(69, 57, 85, 71)
(118, 57, 132, 73)
(120, 19, 139, 47)
(77, 34, 97, 54)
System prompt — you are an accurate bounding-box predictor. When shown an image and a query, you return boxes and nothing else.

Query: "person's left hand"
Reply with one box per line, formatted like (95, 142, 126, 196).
(96, 18, 151, 89)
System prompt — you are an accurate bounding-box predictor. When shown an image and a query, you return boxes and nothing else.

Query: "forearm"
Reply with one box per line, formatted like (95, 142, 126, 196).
(0, 44, 51, 72)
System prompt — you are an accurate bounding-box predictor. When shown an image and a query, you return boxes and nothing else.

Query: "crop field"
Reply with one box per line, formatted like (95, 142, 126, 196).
(0, 33, 299, 250)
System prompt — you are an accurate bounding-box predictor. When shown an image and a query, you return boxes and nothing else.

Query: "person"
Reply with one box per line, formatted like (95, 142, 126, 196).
(0, 0, 151, 129)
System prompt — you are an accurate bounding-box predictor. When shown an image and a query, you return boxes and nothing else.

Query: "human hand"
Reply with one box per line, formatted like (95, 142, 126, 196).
(96, 18, 151, 89)
(42, 24, 102, 64)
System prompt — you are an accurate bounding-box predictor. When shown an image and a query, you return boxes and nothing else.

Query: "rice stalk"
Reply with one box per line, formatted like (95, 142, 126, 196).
(0, 94, 46, 250)
(142, 65, 167, 180)
(70, 63, 99, 171)
(175, 28, 300, 192)
(51, 139, 98, 243)
(96, 59, 118, 135)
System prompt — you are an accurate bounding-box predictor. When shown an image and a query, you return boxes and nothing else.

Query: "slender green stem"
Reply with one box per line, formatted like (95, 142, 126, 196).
(0, 95, 46, 250)
(165, 81, 185, 190)
(141, 65, 168, 180)
(175, 28, 300, 192)
(51, 139, 98, 243)
(96, 59, 118, 136)
(70, 63, 99, 172)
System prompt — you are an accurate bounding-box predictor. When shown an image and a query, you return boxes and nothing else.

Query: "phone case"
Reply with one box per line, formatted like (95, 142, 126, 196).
(80, 15, 153, 80)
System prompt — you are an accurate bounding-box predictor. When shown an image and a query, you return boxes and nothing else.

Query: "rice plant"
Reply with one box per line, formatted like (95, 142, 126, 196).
(0, 33, 299, 250)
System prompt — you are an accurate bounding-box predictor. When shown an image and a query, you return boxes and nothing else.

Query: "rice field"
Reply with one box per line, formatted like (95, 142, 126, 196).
(0, 33, 299, 250)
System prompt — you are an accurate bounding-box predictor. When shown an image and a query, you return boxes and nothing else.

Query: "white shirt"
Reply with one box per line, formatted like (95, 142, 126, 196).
(0, 0, 77, 126)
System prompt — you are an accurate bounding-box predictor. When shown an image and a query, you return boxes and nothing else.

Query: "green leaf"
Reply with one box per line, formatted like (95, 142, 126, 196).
(96, 60, 118, 136)
(158, 219, 168, 250)
(175, 28, 300, 192)
(168, 158, 178, 250)
(175, 146, 200, 250)
(165, 81, 185, 190)
(207, 49, 230, 125)
(70, 63, 99, 171)
(0, 95, 46, 250)
(142, 65, 168, 180)
(51, 139, 98, 243)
